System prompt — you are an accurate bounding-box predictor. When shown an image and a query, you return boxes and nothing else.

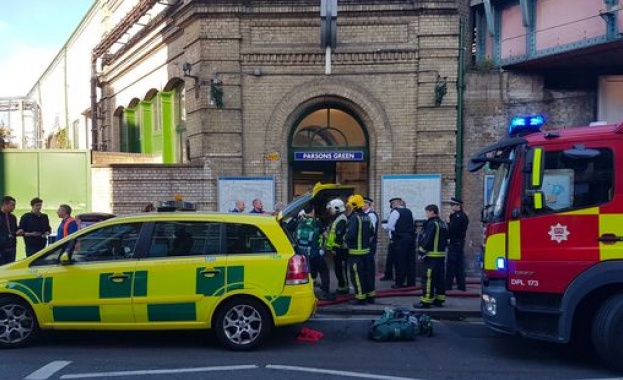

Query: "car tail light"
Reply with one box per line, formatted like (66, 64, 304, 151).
(286, 254, 309, 285)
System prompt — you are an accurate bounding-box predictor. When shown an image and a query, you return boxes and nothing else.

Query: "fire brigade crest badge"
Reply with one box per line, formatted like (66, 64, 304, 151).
(548, 223, 570, 243)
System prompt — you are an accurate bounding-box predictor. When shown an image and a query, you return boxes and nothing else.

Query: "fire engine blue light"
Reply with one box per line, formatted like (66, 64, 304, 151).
(509, 114, 545, 136)
(496, 257, 506, 270)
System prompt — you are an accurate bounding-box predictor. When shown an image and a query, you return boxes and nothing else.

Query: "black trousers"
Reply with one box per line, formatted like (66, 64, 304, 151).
(348, 254, 374, 300)
(333, 248, 349, 292)
(365, 242, 377, 296)
(394, 237, 416, 287)
(421, 256, 446, 304)
(445, 245, 466, 290)
(384, 241, 396, 279)
(310, 254, 330, 293)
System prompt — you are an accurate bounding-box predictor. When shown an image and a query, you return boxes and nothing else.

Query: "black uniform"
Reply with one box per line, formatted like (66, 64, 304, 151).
(345, 209, 374, 303)
(0, 211, 18, 265)
(393, 207, 416, 288)
(364, 208, 379, 298)
(418, 216, 448, 306)
(446, 209, 469, 291)
(19, 212, 52, 257)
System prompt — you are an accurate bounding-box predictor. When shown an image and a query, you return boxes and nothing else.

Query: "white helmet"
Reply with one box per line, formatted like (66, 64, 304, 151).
(327, 198, 345, 213)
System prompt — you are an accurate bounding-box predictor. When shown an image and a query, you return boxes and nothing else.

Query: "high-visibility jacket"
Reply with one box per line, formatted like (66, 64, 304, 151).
(325, 213, 347, 251)
(58, 217, 78, 238)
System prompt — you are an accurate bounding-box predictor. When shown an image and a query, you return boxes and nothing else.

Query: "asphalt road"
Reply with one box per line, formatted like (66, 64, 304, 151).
(4, 317, 620, 380)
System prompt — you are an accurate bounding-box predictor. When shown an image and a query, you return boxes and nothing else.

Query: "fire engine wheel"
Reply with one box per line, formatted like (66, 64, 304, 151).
(213, 297, 272, 351)
(591, 293, 623, 371)
(0, 297, 40, 349)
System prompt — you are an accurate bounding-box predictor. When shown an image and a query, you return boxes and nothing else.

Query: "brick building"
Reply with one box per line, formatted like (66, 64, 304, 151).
(94, 0, 462, 215)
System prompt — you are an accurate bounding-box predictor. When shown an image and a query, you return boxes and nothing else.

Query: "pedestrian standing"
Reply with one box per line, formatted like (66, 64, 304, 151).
(249, 198, 264, 214)
(345, 194, 374, 305)
(19, 197, 52, 257)
(386, 197, 416, 289)
(446, 197, 469, 291)
(324, 198, 349, 294)
(230, 200, 245, 213)
(0, 196, 20, 264)
(57, 204, 79, 239)
(362, 196, 378, 300)
(415, 204, 448, 308)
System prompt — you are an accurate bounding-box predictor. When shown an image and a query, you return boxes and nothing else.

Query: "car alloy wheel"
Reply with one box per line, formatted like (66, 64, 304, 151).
(0, 298, 39, 348)
(215, 297, 272, 350)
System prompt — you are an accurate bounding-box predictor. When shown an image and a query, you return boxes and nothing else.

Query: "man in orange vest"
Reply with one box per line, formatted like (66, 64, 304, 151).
(56, 204, 78, 239)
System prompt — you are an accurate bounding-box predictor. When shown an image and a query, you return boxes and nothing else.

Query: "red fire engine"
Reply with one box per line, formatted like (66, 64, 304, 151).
(470, 116, 623, 370)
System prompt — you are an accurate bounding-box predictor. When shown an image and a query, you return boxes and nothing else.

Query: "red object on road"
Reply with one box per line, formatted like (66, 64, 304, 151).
(297, 327, 324, 342)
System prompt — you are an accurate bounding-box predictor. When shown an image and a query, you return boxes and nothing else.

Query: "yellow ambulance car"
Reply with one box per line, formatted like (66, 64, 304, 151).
(0, 212, 314, 350)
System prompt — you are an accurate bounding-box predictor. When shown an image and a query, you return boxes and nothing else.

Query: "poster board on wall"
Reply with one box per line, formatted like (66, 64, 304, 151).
(381, 174, 442, 220)
(217, 176, 275, 213)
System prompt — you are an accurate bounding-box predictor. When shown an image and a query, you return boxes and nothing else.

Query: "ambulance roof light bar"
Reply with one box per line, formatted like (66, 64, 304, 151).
(509, 114, 545, 137)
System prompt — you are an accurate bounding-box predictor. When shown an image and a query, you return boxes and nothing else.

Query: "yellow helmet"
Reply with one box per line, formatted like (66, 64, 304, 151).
(348, 194, 364, 209)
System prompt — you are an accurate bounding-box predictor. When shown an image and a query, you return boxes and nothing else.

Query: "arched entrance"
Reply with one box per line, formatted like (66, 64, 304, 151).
(289, 104, 369, 198)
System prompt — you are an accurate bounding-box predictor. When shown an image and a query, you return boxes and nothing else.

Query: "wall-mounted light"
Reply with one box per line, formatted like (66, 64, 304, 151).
(181, 62, 224, 108)
(182, 62, 202, 98)
(181, 62, 202, 98)
(210, 75, 223, 109)
(434, 75, 448, 107)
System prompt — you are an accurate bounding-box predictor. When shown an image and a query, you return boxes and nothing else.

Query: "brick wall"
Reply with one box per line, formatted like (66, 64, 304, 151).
(461, 70, 596, 273)
(108, 163, 210, 215)
(101, 0, 462, 272)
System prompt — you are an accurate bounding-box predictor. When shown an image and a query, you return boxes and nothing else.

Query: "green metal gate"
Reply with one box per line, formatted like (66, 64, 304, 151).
(0, 149, 91, 259)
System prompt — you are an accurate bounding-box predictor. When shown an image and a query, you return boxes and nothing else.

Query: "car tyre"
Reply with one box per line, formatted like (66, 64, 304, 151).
(0, 296, 40, 349)
(591, 293, 623, 371)
(213, 297, 272, 351)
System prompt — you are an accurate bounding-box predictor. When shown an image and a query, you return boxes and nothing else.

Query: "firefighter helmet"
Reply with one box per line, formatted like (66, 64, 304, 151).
(327, 198, 345, 213)
(348, 194, 365, 209)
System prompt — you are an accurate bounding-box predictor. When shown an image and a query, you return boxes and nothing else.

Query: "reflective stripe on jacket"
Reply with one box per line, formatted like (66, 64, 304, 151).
(345, 210, 373, 255)
(418, 216, 447, 258)
(325, 213, 347, 250)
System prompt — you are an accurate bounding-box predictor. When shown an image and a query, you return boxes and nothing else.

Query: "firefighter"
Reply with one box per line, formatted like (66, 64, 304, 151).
(415, 204, 448, 308)
(325, 198, 349, 294)
(345, 194, 375, 305)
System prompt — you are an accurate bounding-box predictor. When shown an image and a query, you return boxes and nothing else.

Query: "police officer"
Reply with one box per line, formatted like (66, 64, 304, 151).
(362, 197, 378, 298)
(386, 197, 416, 289)
(345, 194, 375, 305)
(446, 197, 469, 291)
(415, 204, 448, 308)
(325, 198, 349, 294)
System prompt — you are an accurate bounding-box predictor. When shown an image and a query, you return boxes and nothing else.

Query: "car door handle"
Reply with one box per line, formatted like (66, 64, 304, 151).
(200, 269, 221, 278)
(598, 234, 623, 244)
(108, 273, 130, 283)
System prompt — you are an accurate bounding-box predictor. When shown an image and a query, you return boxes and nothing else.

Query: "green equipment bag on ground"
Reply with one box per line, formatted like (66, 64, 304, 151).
(368, 307, 433, 342)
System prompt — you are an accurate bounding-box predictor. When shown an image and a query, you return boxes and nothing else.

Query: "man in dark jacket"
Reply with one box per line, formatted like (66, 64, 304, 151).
(0, 196, 20, 264)
(19, 197, 52, 257)
(446, 197, 469, 291)
(386, 197, 416, 289)
(415, 204, 448, 308)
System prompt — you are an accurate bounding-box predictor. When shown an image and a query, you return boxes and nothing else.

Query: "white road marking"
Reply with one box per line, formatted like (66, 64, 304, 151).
(59, 365, 259, 379)
(25, 361, 72, 380)
(266, 364, 427, 380)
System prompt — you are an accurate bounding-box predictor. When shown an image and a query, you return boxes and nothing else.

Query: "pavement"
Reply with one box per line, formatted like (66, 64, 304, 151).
(315, 274, 482, 320)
